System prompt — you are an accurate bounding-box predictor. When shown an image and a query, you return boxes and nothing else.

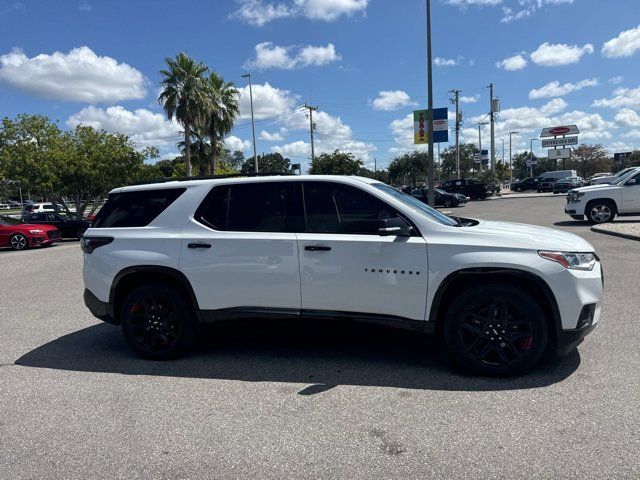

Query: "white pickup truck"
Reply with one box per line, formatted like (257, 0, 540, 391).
(565, 167, 640, 223)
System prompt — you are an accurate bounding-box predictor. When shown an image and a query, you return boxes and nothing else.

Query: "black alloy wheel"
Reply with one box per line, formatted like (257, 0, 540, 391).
(444, 284, 548, 376)
(443, 198, 453, 208)
(121, 284, 196, 359)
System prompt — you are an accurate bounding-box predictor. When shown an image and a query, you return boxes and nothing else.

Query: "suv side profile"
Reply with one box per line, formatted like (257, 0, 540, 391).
(82, 176, 603, 376)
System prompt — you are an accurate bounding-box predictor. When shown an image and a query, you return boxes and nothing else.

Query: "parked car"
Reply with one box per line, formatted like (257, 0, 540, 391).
(82, 175, 602, 376)
(553, 177, 583, 194)
(22, 202, 56, 215)
(537, 177, 557, 192)
(511, 177, 540, 192)
(565, 167, 640, 223)
(0, 215, 61, 250)
(411, 188, 468, 208)
(0, 204, 10, 210)
(538, 170, 576, 181)
(22, 212, 91, 239)
(588, 167, 637, 186)
(441, 178, 487, 200)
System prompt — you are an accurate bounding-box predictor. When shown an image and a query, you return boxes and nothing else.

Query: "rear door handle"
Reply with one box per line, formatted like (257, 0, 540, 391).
(188, 242, 211, 249)
(305, 245, 331, 252)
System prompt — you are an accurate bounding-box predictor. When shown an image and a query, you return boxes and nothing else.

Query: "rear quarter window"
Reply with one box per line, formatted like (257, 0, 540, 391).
(92, 188, 185, 228)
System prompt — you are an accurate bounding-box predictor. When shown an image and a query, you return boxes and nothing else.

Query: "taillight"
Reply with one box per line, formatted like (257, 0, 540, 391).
(80, 236, 113, 254)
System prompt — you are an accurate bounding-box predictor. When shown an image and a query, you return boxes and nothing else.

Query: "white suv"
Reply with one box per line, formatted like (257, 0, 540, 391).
(565, 167, 640, 223)
(82, 175, 603, 375)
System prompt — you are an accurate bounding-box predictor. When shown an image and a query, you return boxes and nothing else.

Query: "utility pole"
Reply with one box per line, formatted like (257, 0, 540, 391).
(241, 73, 258, 173)
(501, 138, 505, 163)
(374, 157, 377, 180)
(302, 103, 317, 164)
(478, 122, 488, 171)
(449, 89, 461, 178)
(508, 130, 519, 187)
(489, 83, 496, 170)
(530, 138, 538, 177)
(425, 0, 435, 207)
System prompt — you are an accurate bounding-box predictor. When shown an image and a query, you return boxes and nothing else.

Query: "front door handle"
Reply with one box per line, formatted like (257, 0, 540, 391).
(305, 245, 331, 252)
(188, 242, 211, 249)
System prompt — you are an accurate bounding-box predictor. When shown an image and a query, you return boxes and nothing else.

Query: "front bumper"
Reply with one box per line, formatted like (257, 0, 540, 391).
(83, 288, 117, 324)
(556, 323, 597, 356)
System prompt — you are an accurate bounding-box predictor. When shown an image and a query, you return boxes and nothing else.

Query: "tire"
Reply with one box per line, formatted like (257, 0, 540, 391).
(443, 284, 548, 376)
(76, 228, 86, 240)
(443, 198, 453, 208)
(571, 215, 584, 221)
(586, 200, 616, 224)
(515, 187, 522, 192)
(537, 189, 541, 193)
(9, 233, 28, 251)
(120, 283, 197, 360)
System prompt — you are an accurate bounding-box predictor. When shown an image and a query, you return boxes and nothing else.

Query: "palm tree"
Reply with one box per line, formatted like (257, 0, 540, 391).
(177, 131, 210, 176)
(202, 72, 239, 175)
(158, 52, 208, 177)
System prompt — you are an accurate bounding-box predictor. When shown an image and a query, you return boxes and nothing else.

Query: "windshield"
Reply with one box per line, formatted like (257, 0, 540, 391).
(373, 183, 458, 226)
(611, 168, 640, 185)
(0, 216, 22, 226)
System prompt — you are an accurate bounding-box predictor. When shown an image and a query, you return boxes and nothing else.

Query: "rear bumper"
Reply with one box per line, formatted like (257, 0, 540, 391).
(83, 288, 117, 324)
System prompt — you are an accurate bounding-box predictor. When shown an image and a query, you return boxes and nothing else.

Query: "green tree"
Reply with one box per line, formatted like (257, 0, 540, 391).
(309, 150, 364, 175)
(159, 52, 208, 177)
(241, 152, 291, 174)
(440, 143, 476, 179)
(388, 151, 437, 185)
(569, 144, 612, 178)
(202, 72, 240, 174)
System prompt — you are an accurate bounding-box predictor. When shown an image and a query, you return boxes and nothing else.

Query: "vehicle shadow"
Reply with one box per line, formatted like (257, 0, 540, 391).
(554, 221, 591, 228)
(15, 319, 581, 394)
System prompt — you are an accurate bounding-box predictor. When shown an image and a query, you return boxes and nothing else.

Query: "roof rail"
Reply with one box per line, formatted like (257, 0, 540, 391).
(130, 171, 295, 186)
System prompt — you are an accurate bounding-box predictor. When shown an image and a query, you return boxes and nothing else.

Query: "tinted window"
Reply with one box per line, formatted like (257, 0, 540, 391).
(92, 188, 185, 228)
(303, 182, 397, 235)
(198, 182, 300, 232)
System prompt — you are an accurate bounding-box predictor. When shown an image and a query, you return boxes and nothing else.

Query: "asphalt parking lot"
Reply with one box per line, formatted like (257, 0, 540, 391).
(1, 196, 639, 479)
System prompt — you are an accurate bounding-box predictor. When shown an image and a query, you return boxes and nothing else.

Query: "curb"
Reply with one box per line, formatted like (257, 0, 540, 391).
(590, 226, 640, 242)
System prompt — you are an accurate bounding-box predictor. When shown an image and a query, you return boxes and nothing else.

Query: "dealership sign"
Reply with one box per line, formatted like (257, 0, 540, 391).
(548, 148, 571, 159)
(414, 108, 449, 144)
(540, 124, 580, 138)
(541, 137, 578, 148)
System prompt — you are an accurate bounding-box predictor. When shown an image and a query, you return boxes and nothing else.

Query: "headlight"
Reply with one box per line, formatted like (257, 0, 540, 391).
(28, 229, 43, 234)
(539, 251, 597, 271)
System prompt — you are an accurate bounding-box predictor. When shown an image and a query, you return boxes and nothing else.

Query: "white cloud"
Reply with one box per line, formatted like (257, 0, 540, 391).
(602, 24, 640, 58)
(496, 54, 527, 70)
(609, 76, 624, 85)
(460, 95, 479, 103)
(501, 6, 532, 23)
(592, 86, 640, 109)
(66, 106, 179, 149)
(614, 108, 640, 128)
(529, 78, 598, 99)
(371, 90, 416, 111)
(231, 0, 367, 26)
(78, 1, 91, 11)
(259, 130, 284, 141)
(621, 130, 640, 139)
(244, 42, 340, 70)
(224, 135, 251, 152)
(272, 140, 309, 157)
(445, 0, 502, 7)
(0, 46, 147, 102)
(389, 113, 426, 154)
(434, 57, 457, 67)
(530, 42, 594, 66)
(237, 82, 298, 120)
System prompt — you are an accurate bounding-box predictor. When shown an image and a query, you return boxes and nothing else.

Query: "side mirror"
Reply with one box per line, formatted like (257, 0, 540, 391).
(378, 217, 412, 236)
(626, 178, 637, 185)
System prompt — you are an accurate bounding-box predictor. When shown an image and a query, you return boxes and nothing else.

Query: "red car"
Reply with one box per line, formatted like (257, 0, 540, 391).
(0, 216, 61, 250)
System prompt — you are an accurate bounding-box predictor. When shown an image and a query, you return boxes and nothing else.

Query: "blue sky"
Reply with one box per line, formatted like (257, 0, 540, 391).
(1, 0, 639, 172)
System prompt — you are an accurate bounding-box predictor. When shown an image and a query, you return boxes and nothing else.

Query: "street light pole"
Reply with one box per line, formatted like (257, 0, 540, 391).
(508, 131, 519, 187)
(425, 0, 435, 207)
(530, 138, 538, 177)
(478, 122, 488, 171)
(241, 73, 258, 173)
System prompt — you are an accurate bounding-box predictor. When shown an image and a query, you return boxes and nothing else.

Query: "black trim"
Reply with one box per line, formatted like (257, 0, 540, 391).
(201, 307, 300, 322)
(84, 288, 116, 324)
(301, 309, 425, 332)
(428, 267, 563, 337)
(556, 323, 597, 356)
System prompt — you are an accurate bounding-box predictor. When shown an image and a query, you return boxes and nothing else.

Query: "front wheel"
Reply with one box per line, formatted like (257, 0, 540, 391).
(443, 198, 453, 208)
(443, 284, 548, 376)
(10, 233, 28, 250)
(121, 283, 196, 360)
(586, 200, 616, 224)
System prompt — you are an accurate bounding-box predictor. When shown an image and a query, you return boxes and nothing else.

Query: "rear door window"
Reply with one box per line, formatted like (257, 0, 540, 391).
(197, 182, 301, 232)
(92, 188, 185, 228)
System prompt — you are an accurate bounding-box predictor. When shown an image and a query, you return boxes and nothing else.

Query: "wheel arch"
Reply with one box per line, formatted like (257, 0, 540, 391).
(427, 268, 562, 344)
(109, 266, 201, 324)
(585, 197, 618, 212)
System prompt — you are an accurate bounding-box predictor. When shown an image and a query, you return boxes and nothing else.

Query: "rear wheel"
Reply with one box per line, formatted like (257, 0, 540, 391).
(443, 198, 453, 208)
(586, 200, 616, 224)
(10, 233, 28, 251)
(443, 284, 548, 376)
(121, 283, 196, 359)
